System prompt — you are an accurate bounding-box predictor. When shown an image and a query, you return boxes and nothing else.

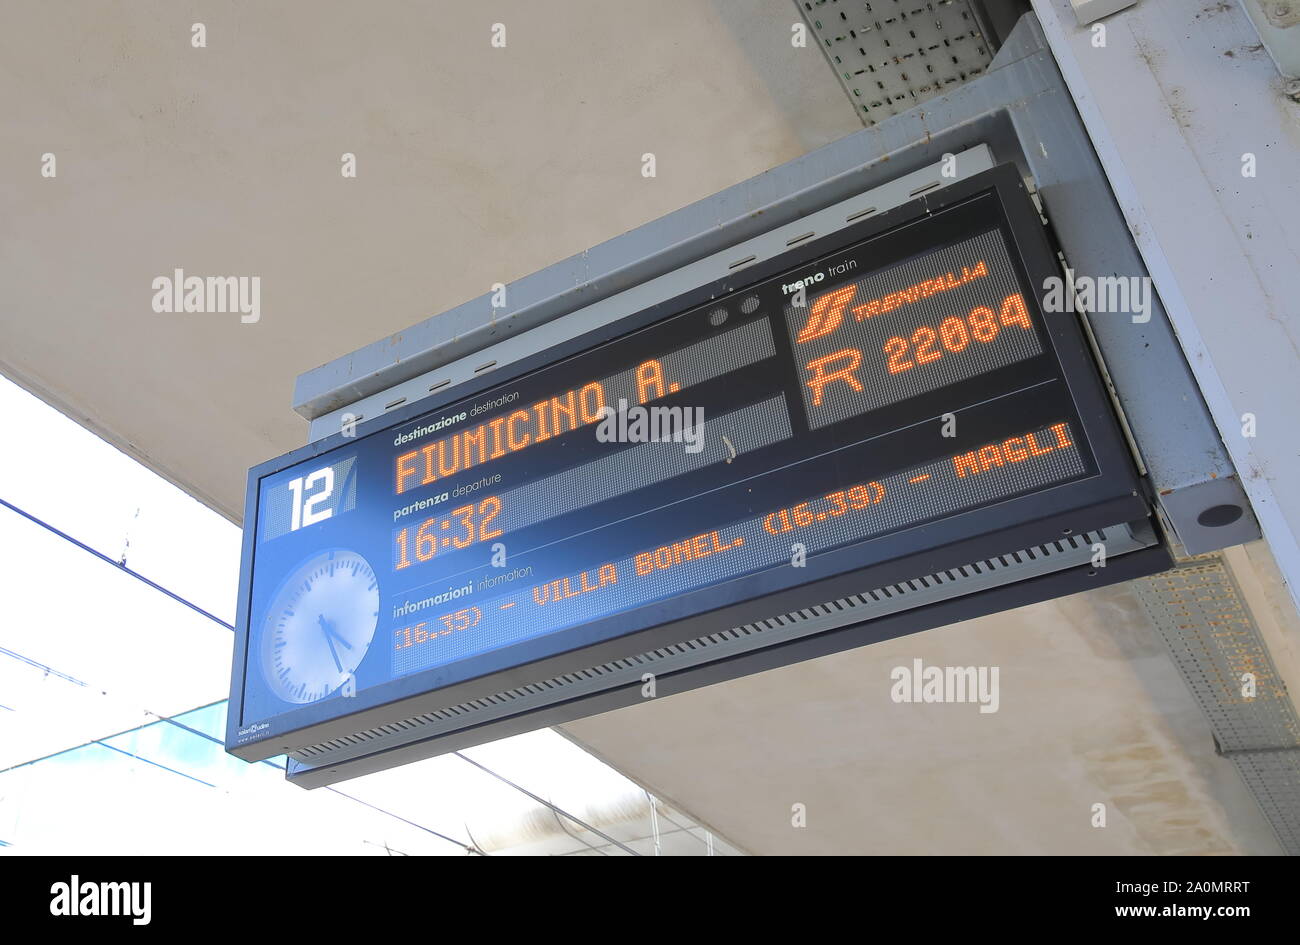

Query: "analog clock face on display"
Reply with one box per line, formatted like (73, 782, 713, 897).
(260, 549, 380, 705)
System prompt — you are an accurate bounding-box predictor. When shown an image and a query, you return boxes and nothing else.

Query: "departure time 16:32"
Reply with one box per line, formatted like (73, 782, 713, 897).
(394, 497, 504, 571)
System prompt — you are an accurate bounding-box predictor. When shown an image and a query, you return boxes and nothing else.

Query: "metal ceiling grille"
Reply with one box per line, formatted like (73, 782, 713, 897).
(1134, 556, 1300, 854)
(799, 0, 994, 126)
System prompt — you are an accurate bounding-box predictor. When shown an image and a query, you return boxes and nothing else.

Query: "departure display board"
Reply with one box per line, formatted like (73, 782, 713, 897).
(228, 166, 1148, 758)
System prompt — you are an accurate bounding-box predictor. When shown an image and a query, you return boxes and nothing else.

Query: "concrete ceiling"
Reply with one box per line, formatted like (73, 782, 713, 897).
(3, 1, 1295, 854)
(0, 0, 857, 520)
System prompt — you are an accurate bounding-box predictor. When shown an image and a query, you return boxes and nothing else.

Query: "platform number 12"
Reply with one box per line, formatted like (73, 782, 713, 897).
(287, 467, 334, 531)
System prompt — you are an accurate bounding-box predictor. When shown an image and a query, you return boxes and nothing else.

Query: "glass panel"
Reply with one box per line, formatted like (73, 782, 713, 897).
(0, 375, 240, 625)
(0, 503, 231, 768)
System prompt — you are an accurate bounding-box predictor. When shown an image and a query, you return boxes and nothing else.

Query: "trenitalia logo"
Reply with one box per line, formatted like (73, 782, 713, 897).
(50, 875, 152, 925)
(792, 260, 989, 344)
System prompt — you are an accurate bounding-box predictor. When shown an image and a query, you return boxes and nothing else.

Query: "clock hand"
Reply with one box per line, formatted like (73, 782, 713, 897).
(318, 615, 344, 672)
(319, 616, 354, 650)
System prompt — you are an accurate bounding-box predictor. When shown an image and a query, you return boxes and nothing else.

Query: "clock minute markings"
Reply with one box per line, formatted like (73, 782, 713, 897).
(263, 551, 379, 705)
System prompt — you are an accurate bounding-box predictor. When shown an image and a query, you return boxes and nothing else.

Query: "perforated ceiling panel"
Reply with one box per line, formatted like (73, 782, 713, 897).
(798, 0, 994, 126)
(1134, 556, 1300, 854)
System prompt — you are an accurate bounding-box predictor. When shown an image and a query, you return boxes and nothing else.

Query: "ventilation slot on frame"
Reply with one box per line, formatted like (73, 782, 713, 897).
(290, 524, 1151, 771)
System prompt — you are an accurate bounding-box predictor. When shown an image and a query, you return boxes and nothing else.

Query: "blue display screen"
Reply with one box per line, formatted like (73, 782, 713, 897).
(237, 192, 1097, 728)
